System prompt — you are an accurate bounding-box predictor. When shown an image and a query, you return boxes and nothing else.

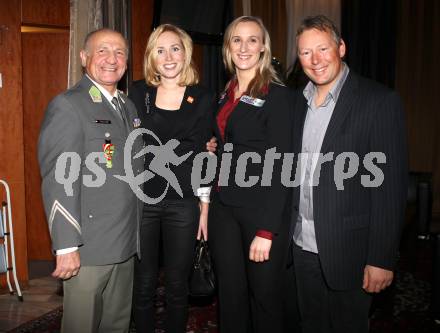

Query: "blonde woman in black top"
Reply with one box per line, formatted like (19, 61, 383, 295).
(129, 24, 215, 333)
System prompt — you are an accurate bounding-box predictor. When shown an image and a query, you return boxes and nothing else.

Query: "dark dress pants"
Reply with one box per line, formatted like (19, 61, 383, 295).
(208, 199, 290, 333)
(292, 243, 372, 333)
(133, 198, 199, 333)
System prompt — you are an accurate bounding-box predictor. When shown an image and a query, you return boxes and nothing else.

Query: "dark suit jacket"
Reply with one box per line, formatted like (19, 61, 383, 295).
(213, 83, 294, 234)
(291, 71, 408, 290)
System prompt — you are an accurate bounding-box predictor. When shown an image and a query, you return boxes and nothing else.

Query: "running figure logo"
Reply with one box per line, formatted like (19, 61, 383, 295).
(117, 128, 193, 204)
(136, 138, 192, 197)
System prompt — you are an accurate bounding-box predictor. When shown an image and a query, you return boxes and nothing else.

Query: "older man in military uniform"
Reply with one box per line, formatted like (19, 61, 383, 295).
(38, 28, 143, 333)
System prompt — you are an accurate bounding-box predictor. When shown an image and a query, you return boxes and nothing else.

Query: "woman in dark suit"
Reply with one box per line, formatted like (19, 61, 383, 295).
(208, 16, 293, 333)
(128, 24, 215, 333)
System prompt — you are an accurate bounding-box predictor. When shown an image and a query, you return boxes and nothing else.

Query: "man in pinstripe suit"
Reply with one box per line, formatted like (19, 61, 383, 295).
(290, 15, 407, 332)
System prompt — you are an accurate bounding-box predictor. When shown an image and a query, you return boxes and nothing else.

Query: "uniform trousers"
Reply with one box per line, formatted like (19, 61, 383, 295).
(208, 199, 290, 333)
(62, 256, 134, 333)
(133, 198, 199, 333)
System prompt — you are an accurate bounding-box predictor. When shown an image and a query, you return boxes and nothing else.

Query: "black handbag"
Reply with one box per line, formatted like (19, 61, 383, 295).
(189, 238, 216, 297)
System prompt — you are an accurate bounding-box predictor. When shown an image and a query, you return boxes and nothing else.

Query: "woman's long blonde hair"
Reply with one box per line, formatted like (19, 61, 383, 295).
(222, 16, 281, 97)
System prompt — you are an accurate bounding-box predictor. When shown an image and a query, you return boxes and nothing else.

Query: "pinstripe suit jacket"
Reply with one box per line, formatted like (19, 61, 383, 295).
(291, 71, 408, 290)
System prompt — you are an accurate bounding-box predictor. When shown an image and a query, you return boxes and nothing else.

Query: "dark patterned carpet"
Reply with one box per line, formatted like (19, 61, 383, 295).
(8, 287, 219, 333)
(9, 268, 439, 333)
(9, 237, 440, 333)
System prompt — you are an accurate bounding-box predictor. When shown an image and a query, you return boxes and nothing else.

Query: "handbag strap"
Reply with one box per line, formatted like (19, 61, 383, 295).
(194, 238, 211, 269)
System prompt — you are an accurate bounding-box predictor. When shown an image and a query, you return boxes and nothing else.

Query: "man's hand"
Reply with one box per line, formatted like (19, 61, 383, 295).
(362, 265, 393, 293)
(206, 137, 217, 153)
(249, 236, 272, 262)
(53, 251, 81, 280)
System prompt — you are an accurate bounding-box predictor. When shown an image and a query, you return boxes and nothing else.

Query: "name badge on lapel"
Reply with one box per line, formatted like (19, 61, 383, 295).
(94, 119, 112, 124)
(240, 95, 265, 107)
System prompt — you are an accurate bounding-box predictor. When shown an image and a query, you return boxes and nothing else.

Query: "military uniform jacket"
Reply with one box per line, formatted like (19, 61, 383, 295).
(38, 76, 144, 266)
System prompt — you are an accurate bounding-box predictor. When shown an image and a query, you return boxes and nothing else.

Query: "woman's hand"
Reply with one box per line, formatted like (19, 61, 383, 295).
(249, 236, 272, 262)
(197, 201, 209, 240)
(206, 136, 217, 154)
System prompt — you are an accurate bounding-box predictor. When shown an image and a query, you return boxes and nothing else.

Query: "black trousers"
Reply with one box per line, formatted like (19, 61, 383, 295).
(133, 198, 199, 333)
(292, 243, 372, 333)
(208, 199, 290, 333)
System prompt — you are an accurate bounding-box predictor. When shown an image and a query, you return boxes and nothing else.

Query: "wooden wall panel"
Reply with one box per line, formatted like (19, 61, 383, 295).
(0, 1, 29, 285)
(22, 0, 69, 27)
(131, 0, 154, 81)
(22, 32, 69, 260)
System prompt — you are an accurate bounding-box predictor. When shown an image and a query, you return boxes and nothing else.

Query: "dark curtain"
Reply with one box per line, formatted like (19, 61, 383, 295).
(341, 0, 397, 88)
(201, 0, 233, 94)
(251, 0, 287, 73)
(395, 0, 440, 215)
(153, 0, 233, 95)
(202, 45, 228, 95)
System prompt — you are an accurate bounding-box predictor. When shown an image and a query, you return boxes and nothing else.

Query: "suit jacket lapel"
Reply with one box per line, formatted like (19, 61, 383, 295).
(216, 90, 229, 116)
(320, 72, 358, 153)
(217, 91, 258, 144)
(79, 76, 125, 131)
(119, 93, 144, 167)
(293, 92, 308, 154)
(213, 89, 229, 144)
(118, 93, 136, 134)
(179, 85, 200, 113)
